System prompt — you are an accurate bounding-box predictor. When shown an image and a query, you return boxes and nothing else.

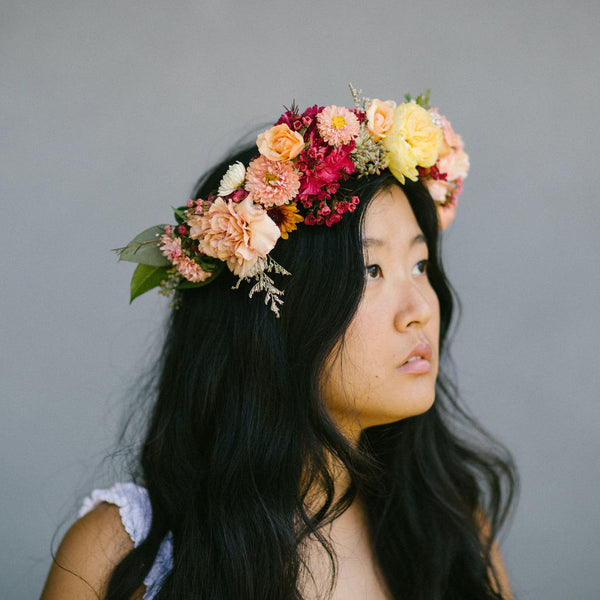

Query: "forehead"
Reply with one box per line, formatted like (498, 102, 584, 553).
(362, 185, 424, 248)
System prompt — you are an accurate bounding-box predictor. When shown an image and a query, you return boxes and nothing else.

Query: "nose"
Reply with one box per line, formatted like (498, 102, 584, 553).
(393, 279, 435, 332)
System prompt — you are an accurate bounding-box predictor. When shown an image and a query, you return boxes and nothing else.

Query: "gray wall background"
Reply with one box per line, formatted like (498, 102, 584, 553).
(2, 0, 599, 598)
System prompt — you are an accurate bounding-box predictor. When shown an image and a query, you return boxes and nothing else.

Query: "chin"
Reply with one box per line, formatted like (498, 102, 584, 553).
(370, 391, 437, 428)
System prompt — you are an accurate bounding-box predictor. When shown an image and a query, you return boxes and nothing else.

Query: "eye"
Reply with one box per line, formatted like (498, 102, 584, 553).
(412, 259, 429, 276)
(365, 264, 382, 280)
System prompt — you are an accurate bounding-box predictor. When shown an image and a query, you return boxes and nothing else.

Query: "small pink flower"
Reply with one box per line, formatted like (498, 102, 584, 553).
(336, 200, 349, 213)
(325, 213, 342, 226)
(159, 234, 211, 282)
(174, 256, 211, 282)
(159, 234, 182, 262)
(244, 156, 300, 207)
(316, 105, 360, 146)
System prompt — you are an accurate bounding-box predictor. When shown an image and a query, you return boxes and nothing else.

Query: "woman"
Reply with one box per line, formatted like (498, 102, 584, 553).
(41, 88, 517, 599)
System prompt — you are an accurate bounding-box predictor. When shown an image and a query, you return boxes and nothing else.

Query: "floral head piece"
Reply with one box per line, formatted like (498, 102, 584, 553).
(117, 86, 469, 315)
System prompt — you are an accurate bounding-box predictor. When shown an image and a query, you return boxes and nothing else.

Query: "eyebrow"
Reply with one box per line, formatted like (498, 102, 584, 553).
(363, 233, 427, 248)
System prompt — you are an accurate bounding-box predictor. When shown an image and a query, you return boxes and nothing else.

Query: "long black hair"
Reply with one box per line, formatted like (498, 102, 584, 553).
(107, 145, 517, 600)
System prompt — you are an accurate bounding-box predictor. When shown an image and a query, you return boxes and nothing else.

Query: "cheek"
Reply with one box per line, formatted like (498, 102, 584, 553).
(321, 316, 376, 408)
(429, 293, 441, 360)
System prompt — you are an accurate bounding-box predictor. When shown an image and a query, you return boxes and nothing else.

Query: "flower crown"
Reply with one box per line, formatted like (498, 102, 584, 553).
(117, 86, 469, 315)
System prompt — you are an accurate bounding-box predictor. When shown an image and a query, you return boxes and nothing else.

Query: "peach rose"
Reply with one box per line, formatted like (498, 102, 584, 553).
(383, 102, 443, 184)
(436, 200, 457, 231)
(189, 196, 280, 277)
(430, 109, 464, 155)
(437, 149, 469, 182)
(424, 179, 454, 204)
(256, 124, 305, 162)
(366, 99, 396, 141)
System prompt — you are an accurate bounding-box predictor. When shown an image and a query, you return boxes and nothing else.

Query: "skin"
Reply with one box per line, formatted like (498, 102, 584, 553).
(313, 185, 511, 599)
(322, 184, 440, 442)
(40, 185, 511, 600)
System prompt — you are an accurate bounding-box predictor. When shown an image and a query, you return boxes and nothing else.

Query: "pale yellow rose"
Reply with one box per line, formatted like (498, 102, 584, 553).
(366, 99, 396, 141)
(256, 124, 305, 162)
(383, 103, 443, 184)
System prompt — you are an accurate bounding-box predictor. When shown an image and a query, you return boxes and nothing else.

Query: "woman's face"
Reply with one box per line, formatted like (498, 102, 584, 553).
(322, 185, 440, 439)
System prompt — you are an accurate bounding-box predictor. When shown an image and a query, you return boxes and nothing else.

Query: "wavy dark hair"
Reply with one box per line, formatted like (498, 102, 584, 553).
(106, 145, 517, 600)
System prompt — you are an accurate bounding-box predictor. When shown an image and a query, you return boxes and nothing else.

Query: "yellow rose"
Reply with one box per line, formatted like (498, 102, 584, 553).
(366, 99, 396, 141)
(256, 124, 305, 162)
(383, 103, 443, 183)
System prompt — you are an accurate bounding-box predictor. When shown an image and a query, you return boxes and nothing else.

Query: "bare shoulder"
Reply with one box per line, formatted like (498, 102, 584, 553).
(475, 509, 513, 600)
(40, 502, 136, 600)
(488, 540, 513, 600)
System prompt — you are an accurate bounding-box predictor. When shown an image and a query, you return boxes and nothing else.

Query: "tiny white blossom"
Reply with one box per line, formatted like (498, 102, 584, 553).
(218, 161, 246, 197)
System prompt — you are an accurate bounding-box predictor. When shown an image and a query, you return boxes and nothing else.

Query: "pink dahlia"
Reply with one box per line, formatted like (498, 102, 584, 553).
(244, 156, 300, 208)
(316, 105, 360, 146)
(159, 234, 182, 263)
(174, 255, 211, 283)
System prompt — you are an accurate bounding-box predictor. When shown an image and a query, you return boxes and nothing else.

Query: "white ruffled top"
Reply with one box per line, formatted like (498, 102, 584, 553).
(79, 482, 173, 599)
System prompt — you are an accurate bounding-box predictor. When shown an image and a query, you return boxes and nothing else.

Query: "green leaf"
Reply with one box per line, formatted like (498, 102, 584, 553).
(117, 225, 171, 267)
(130, 264, 169, 303)
(172, 206, 188, 223)
(415, 89, 431, 109)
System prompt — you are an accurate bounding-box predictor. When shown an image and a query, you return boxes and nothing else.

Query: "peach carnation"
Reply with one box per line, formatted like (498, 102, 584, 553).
(366, 99, 396, 141)
(188, 196, 280, 277)
(383, 102, 443, 184)
(256, 124, 304, 162)
(316, 105, 360, 146)
(244, 156, 300, 207)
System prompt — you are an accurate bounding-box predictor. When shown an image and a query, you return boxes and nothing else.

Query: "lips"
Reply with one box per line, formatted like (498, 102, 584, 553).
(397, 342, 433, 374)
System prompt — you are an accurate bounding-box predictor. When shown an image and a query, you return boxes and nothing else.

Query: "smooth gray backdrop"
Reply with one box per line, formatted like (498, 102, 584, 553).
(2, 1, 599, 598)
